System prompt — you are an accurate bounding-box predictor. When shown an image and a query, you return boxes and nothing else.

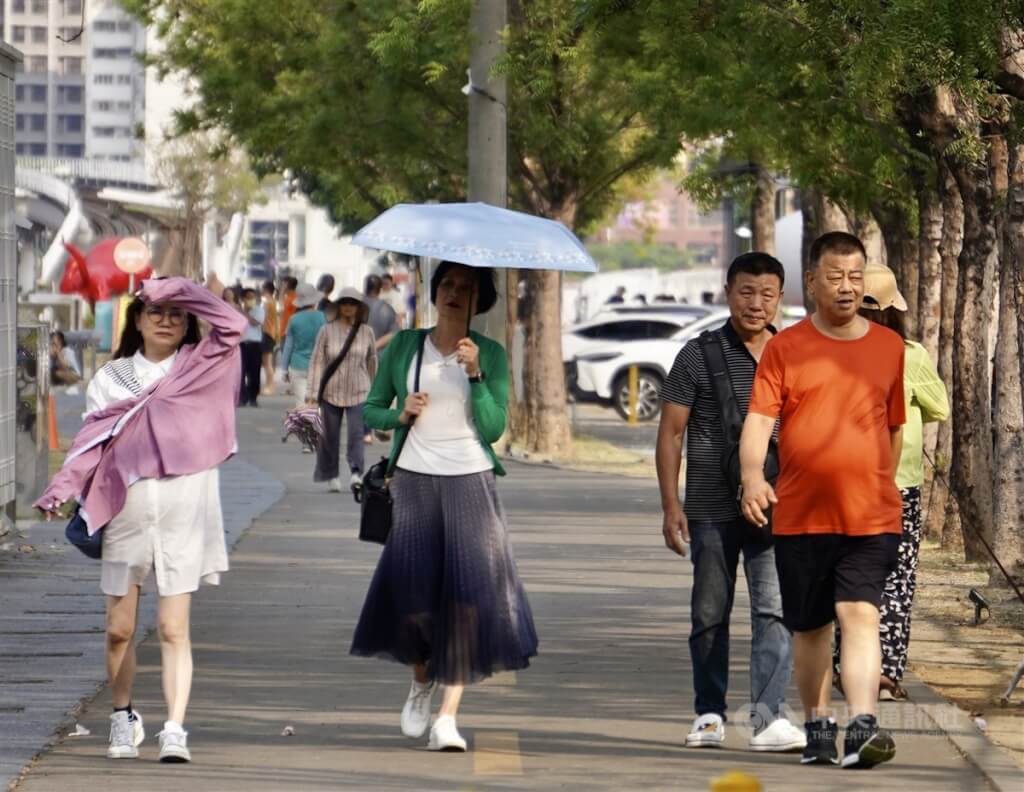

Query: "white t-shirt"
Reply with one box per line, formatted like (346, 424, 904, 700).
(243, 304, 265, 343)
(86, 351, 177, 416)
(382, 288, 405, 314)
(396, 337, 493, 476)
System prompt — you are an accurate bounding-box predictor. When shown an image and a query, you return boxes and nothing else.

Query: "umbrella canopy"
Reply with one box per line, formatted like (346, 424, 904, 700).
(352, 202, 597, 273)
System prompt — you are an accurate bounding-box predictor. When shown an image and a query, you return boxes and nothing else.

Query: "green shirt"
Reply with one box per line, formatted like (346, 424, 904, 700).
(363, 328, 509, 476)
(896, 341, 950, 489)
(282, 309, 326, 372)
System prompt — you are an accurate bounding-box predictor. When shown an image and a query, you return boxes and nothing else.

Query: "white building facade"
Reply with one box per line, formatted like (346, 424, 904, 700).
(84, 0, 144, 161)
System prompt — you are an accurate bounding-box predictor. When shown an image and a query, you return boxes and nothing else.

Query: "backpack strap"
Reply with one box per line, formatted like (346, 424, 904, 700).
(697, 329, 745, 445)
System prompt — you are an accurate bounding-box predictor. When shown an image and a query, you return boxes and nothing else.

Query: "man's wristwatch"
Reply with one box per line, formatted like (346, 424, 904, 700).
(468, 371, 486, 384)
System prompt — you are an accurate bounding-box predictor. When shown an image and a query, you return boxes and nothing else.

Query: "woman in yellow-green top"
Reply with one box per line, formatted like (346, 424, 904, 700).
(833, 264, 950, 700)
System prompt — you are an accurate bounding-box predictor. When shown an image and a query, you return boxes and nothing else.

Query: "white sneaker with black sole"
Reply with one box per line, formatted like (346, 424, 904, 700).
(158, 721, 191, 763)
(748, 717, 807, 752)
(685, 713, 725, 747)
(400, 679, 435, 738)
(427, 715, 467, 752)
(107, 710, 145, 759)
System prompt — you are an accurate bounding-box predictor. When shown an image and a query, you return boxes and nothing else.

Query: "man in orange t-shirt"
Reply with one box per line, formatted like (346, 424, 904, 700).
(739, 232, 904, 771)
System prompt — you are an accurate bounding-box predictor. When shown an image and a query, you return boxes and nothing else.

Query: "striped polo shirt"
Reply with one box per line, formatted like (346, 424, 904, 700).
(661, 319, 776, 521)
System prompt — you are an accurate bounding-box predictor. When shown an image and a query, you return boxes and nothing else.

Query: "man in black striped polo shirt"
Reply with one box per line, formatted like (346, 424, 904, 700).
(656, 252, 804, 752)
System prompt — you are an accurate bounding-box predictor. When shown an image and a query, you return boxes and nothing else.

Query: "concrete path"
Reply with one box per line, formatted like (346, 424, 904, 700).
(0, 392, 283, 788)
(8, 399, 1004, 790)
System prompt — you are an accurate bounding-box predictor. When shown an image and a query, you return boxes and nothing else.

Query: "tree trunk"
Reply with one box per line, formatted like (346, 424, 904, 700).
(799, 188, 850, 310)
(991, 143, 1024, 585)
(505, 268, 526, 446)
(916, 185, 943, 517)
(877, 209, 920, 338)
(926, 164, 963, 544)
(522, 268, 572, 456)
(752, 168, 775, 254)
(948, 141, 999, 561)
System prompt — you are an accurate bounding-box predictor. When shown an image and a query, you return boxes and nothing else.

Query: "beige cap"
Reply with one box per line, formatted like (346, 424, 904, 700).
(862, 264, 908, 312)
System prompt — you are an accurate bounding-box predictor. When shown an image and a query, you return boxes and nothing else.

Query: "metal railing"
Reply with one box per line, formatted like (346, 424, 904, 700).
(16, 156, 153, 187)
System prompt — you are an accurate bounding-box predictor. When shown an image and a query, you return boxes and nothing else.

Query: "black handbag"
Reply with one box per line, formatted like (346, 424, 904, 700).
(355, 332, 427, 544)
(698, 329, 780, 527)
(65, 506, 103, 559)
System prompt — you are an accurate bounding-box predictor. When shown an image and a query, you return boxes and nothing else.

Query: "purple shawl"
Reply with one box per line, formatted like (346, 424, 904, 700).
(35, 277, 248, 533)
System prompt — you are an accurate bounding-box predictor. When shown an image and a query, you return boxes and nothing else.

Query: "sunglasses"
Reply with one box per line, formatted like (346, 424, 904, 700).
(143, 306, 187, 326)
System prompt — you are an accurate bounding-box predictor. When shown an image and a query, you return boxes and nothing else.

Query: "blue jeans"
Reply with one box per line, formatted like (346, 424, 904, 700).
(689, 518, 792, 719)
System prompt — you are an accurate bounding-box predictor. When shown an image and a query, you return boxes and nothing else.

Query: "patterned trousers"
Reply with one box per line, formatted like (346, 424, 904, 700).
(832, 486, 922, 683)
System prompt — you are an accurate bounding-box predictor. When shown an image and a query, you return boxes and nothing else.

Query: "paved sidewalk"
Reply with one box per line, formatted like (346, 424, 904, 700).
(9, 399, 1005, 790)
(0, 394, 283, 788)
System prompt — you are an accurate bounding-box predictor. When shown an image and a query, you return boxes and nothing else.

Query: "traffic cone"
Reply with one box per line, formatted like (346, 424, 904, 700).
(47, 393, 59, 451)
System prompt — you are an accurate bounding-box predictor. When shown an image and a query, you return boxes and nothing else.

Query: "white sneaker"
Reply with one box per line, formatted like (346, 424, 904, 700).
(349, 472, 363, 490)
(685, 713, 725, 747)
(327, 478, 342, 493)
(400, 679, 435, 738)
(748, 717, 807, 752)
(427, 715, 467, 752)
(107, 710, 144, 759)
(157, 721, 191, 763)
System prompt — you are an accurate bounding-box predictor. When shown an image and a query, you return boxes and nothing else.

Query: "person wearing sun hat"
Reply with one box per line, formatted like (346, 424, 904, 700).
(832, 262, 949, 702)
(306, 287, 378, 492)
(281, 283, 327, 408)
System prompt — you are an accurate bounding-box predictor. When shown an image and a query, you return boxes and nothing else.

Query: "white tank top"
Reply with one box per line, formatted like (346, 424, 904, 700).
(396, 337, 494, 476)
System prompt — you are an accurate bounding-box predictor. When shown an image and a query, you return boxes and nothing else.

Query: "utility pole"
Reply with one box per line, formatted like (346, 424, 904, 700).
(467, 0, 508, 343)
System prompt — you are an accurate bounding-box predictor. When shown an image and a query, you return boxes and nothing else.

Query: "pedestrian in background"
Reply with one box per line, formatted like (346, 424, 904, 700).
(657, 252, 804, 753)
(380, 273, 407, 328)
(316, 273, 335, 312)
(239, 288, 264, 407)
(50, 330, 81, 388)
(36, 276, 248, 764)
(832, 264, 949, 701)
(279, 276, 298, 339)
(351, 261, 538, 753)
(261, 280, 279, 396)
(363, 274, 401, 443)
(740, 232, 904, 770)
(306, 288, 377, 492)
(281, 283, 325, 408)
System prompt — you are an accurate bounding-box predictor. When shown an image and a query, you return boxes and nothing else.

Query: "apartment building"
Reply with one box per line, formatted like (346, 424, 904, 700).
(2, 0, 144, 160)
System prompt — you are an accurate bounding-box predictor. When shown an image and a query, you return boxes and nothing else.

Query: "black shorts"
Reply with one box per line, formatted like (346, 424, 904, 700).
(773, 533, 900, 632)
(261, 332, 276, 355)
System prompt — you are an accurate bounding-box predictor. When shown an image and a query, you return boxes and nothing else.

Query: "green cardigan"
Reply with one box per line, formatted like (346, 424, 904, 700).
(363, 328, 508, 476)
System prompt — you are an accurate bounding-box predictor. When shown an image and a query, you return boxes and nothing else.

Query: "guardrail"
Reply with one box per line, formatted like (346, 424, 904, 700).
(16, 156, 153, 188)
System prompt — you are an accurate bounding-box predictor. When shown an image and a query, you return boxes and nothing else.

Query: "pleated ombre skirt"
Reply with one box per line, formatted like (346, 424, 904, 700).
(350, 469, 538, 685)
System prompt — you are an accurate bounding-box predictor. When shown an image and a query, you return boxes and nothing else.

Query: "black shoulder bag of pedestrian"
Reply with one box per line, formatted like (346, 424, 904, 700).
(698, 330, 780, 527)
(355, 332, 427, 545)
(317, 320, 363, 405)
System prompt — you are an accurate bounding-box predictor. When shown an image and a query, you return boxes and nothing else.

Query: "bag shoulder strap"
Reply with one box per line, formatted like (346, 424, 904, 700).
(104, 358, 145, 397)
(697, 329, 744, 445)
(385, 331, 428, 477)
(317, 321, 363, 404)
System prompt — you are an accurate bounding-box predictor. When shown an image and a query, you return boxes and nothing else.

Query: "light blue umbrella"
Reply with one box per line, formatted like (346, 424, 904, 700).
(352, 202, 597, 273)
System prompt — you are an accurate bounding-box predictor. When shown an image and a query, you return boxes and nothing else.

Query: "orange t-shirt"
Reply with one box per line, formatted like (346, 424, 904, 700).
(280, 292, 297, 338)
(748, 318, 906, 536)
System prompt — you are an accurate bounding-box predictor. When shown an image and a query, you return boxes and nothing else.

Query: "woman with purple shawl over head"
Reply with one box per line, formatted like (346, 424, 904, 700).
(36, 276, 247, 764)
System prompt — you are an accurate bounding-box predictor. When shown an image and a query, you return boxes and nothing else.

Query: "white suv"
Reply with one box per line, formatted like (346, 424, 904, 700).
(571, 306, 807, 422)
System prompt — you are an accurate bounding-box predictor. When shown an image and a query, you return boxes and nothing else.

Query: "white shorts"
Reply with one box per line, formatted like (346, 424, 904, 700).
(100, 468, 228, 598)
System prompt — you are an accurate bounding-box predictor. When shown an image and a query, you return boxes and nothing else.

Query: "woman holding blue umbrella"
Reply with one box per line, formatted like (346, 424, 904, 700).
(350, 261, 538, 752)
